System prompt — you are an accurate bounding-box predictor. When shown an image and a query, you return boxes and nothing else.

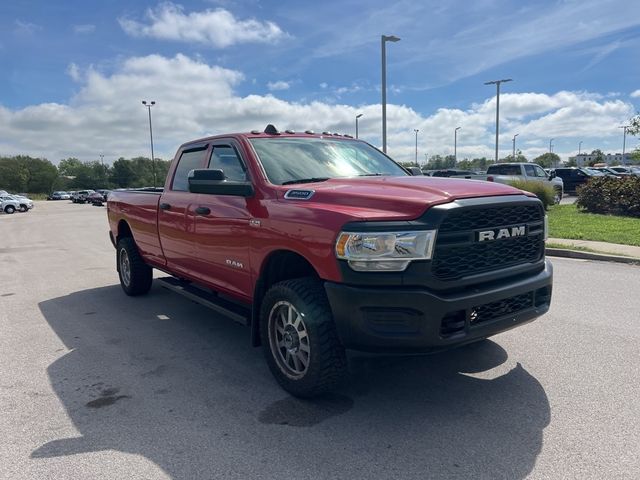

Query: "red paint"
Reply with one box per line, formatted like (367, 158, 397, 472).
(108, 132, 530, 302)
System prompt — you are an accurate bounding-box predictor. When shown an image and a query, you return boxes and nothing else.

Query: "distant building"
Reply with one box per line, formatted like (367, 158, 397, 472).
(569, 153, 634, 167)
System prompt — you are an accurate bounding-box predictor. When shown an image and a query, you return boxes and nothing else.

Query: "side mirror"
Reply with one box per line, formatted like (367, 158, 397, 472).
(549, 171, 556, 179)
(188, 169, 254, 197)
(407, 166, 423, 176)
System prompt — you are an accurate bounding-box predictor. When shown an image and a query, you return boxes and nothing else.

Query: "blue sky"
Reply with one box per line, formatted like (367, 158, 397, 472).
(1, 0, 639, 164)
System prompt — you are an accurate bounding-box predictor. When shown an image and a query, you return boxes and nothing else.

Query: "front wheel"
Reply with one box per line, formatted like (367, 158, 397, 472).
(4, 205, 16, 214)
(117, 237, 152, 296)
(260, 278, 347, 397)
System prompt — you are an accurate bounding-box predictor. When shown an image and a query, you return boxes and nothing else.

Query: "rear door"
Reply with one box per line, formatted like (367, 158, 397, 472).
(157, 144, 209, 275)
(192, 140, 253, 300)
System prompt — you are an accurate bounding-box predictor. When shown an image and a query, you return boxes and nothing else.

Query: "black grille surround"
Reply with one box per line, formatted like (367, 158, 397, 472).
(431, 200, 545, 281)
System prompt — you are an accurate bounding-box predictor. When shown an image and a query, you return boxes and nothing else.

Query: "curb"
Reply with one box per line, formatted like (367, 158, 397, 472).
(545, 248, 640, 265)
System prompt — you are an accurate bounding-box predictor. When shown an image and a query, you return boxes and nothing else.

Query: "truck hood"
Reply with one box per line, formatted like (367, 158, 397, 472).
(282, 176, 530, 221)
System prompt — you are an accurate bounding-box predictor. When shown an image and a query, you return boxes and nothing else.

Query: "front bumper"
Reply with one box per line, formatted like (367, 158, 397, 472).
(324, 260, 553, 353)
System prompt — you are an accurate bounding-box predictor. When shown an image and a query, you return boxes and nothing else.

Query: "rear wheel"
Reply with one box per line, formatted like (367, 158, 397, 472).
(4, 205, 15, 214)
(117, 237, 152, 296)
(260, 278, 347, 397)
(553, 188, 562, 205)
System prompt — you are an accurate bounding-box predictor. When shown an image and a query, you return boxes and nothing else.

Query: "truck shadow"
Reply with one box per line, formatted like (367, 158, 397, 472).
(36, 284, 549, 479)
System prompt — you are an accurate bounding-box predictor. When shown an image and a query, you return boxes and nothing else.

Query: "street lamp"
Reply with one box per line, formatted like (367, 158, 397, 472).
(619, 125, 629, 166)
(512, 134, 519, 160)
(454, 127, 461, 163)
(381, 34, 400, 153)
(355, 113, 363, 139)
(549, 138, 554, 153)
(414, 129, 419, 164)
(578, 141, 583, 155)
(99, 154, 104, 166)
(484, 78, 512, 162)
(142, 100, 157, 187)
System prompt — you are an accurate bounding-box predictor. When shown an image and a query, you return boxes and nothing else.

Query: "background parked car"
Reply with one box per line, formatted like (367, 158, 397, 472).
(71, 190, 95, 203)
(0, 195, 21, 214)
(609, 166, 639, 177)
(429, 169, 486, 178)
(48, 191, 71, 200)
(9, 194, 34, 212)
(96, 189, 111, 201)
(86, 192, 106, 206)
(553, 168, 599, 195)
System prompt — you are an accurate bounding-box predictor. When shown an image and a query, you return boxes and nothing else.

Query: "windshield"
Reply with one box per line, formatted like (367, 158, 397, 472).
(249, 137, 408, 185)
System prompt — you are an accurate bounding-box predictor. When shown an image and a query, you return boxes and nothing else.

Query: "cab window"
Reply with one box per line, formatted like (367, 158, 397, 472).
(172, 147, 207, 191)
(208, 145, 247, 182)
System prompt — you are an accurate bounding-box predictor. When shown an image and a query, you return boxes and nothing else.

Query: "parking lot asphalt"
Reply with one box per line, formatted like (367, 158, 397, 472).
(1, 201, 639, 480)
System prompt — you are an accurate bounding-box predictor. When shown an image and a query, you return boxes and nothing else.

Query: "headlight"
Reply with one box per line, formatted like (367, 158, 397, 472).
(544, 215, 549, 241)
(335, 230, 437, 272)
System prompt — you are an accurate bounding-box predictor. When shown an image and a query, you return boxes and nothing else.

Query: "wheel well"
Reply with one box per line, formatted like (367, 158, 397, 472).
(117, 220, 133, 243)
(251, 250, 319, 347)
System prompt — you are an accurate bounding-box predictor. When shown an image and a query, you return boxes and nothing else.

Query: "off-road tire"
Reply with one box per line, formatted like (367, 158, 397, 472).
(4, 205, 15, 214)
(260, 278, 347, 397)
(117, 237, 152, 296)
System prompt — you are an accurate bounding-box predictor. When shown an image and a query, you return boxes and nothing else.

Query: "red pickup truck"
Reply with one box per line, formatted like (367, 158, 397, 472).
(107, 125, 553, 397)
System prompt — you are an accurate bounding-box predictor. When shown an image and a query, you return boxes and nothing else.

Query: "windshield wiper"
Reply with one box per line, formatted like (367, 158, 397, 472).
(281, 177, 330, 185)
(357, 173, 385, 176)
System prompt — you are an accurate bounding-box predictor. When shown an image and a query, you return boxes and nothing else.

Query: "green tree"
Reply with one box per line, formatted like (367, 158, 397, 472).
(628, 114, 640, 136)
(21, 156, 58, 193)
(58, 158, 84, 176)
(565, 157, 577, 167)
(532, 152, 560, 168)
(425, 155, 444, 170)
(0, 157, 29, 192)
(587, 149, 604, 166)
(500, 151, 528, 163)
(110, 158, 138, 188)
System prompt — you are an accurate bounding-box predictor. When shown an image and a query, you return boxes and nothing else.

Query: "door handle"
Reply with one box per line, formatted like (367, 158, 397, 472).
(195, 206, 211, 216)
(159, 203, 171, 210)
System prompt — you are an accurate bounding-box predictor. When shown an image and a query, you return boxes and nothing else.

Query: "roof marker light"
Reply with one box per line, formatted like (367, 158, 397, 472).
(264, 124, 280, 135)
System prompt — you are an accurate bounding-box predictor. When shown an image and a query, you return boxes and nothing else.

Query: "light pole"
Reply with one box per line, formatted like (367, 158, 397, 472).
(99, 154, 104, 166)
(454, 127, 461, 163)
(381, 34, 400, 153)
(414, 129, 419, 164)
(142, 100, 157, 187)
(484, 78, 512, 162)
(512, 134, 519, 160)
(578, 141, 583, 155)
(355, 113, 363, 139)
(619, 125, 629, 166)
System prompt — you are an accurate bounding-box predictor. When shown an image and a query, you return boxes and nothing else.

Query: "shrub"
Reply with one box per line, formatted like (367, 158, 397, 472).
(577, 176, 640, 218)
(508, 180, 555, 210)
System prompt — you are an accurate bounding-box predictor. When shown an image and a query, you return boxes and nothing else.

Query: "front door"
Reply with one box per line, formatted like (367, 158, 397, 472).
(157, 144, 209, 276)
(192, 140, 253, 301)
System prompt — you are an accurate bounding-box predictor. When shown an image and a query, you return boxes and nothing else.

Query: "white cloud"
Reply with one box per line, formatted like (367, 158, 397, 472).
(66, 63, 81, 82)
(267, 81, 290, 91)
(0, 54, 634, 164)
(631, 90, 640, 98)
(119, 3, 287, 48)
(14, 20, 41, 35)
(73, 24, 96, 34)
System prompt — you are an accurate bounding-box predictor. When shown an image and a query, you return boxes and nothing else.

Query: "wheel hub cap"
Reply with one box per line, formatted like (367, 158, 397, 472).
(268, 301, 310, 379)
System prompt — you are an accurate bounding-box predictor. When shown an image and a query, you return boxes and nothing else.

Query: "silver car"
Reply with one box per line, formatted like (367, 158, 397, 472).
(0, 195, 21, 214)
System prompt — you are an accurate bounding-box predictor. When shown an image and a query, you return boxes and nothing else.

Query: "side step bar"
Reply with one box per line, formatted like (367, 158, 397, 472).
(158, 277, 250, 326)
